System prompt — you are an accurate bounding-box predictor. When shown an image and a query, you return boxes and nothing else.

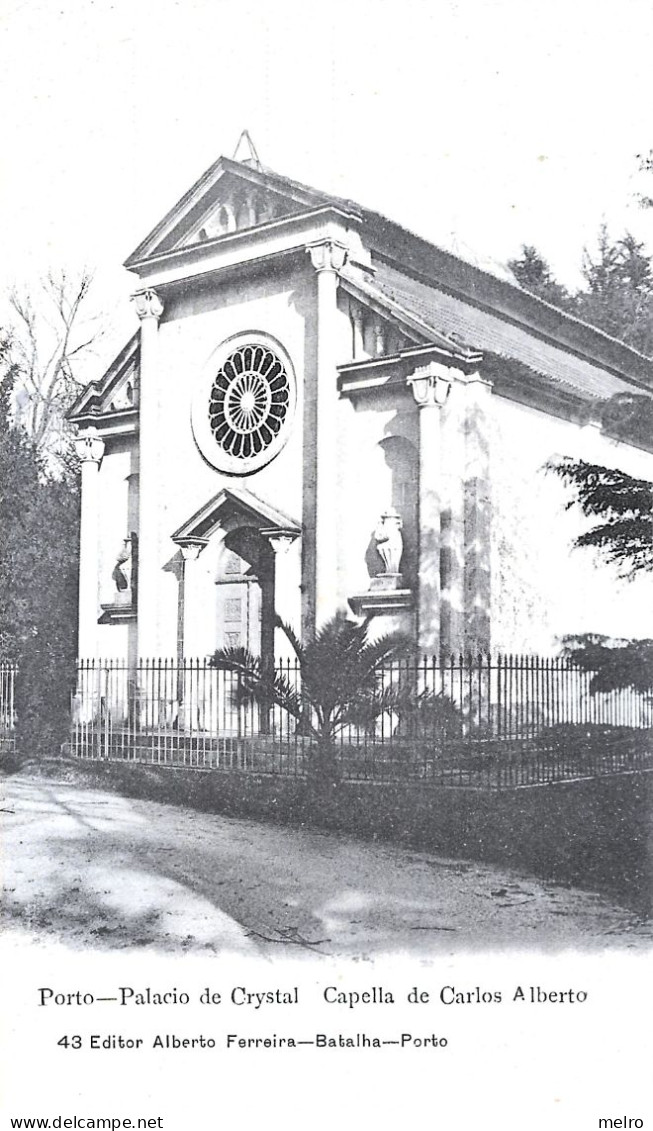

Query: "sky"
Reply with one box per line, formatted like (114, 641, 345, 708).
(2, 0, 653, 357)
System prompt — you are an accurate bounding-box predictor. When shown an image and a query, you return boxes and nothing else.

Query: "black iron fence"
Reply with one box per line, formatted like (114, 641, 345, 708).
(0, 662, 16, 752)
(67, 655, 653, 788)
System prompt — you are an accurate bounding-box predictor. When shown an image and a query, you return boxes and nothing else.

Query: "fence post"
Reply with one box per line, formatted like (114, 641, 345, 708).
(102, 663, 110, 760)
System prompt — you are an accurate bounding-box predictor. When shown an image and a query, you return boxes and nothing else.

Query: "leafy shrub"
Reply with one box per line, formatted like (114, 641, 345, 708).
(393, 688, 463, 743)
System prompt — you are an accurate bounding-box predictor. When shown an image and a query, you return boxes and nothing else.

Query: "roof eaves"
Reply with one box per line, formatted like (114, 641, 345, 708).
(340, 271, 477, 358)
(364, 224, 653, 388)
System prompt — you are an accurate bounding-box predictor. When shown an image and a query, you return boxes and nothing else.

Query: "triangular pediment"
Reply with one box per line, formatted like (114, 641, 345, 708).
(172, 485, 301, 547)
(68, 334, 140, 426)
(125, 157, 347, 267)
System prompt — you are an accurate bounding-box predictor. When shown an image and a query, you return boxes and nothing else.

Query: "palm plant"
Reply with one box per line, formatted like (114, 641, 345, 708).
(210, 611, 410, 783)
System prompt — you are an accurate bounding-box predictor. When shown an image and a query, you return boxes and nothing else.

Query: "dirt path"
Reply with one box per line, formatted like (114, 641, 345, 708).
(1, 773, 650, 956)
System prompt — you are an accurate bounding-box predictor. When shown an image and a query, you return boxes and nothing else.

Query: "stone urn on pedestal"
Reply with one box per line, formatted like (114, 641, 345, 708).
(371, 507, 404, 591)
(348, 507, 413, 619)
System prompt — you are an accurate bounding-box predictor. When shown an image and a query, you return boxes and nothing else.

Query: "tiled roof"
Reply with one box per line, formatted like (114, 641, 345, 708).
(364, 259, 639, 403)
(253, 161, 653, 391)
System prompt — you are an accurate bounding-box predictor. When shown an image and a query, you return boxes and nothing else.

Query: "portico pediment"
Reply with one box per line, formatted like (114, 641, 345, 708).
(125, 158, 359, 268)
(171, 485, 301, 549)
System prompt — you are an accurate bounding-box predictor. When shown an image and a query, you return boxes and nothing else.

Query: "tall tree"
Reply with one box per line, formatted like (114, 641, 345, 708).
(546, 437, 653, 696)
(507, 245, 573, 310)
(7, 268, 105, 468)
(576, 228, 653, 355)
(0, 337, 80, 756)
(509, 228, 653, 355)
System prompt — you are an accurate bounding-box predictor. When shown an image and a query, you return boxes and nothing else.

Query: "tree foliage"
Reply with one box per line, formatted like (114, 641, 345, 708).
(577, 230, 653, 354)
(506, 245, 573, 311)
(0, 337, 80, 757)
(560, 634, 653, 696)
(545, 457, 653, 577)
(509, 227, 653, 355)
(598, 391, 653, 448)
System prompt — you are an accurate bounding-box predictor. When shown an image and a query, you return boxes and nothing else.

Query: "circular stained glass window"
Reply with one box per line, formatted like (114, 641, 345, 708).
(209, 345, 290, 461)
(191, 335, 296, 476)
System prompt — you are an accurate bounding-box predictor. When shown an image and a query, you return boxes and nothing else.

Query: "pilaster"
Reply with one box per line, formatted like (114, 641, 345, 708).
(75, 429, 105, 659)
(304, 240, 348, 636)
(462, 372, 493, 654)
(132, 288, 164, 659)
(407, 362, 455, 654)
(438, 374, 467, 656)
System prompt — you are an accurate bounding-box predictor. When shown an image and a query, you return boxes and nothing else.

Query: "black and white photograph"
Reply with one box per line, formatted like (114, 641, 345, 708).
(0, 0, 651, 1127)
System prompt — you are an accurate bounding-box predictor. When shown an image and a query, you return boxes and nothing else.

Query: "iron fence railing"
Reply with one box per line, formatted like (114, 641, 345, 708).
(0, 662, 17, 751)
(67, 656, 653, 788)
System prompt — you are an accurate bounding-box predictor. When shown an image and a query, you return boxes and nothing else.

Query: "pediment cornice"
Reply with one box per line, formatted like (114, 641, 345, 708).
(125, 157, 362, 271)
(67, 333, 139, 435)
(172, 485, 301, 546)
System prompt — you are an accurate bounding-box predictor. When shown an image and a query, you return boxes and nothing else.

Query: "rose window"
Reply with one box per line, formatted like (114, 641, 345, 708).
(208, 345, 291, 461)
(191, 334, 296, 475)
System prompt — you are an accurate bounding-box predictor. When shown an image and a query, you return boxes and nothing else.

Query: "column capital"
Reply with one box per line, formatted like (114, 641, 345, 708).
(178, 538, 208, 563)
(132, 288, 164, 321)
(407, 361, 457, 408)
(75, 429, 105, 465)
(261, 528, 299, 555)
(307, 240, 348, 274)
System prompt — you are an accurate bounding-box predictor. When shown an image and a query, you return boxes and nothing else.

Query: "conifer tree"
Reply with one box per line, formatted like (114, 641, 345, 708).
(0, 332, 80, 757)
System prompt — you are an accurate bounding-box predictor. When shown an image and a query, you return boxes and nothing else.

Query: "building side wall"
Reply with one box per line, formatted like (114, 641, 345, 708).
(490, 393, 653, 653)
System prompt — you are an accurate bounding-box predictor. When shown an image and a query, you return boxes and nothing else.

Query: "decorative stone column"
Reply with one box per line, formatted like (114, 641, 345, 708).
(262, 528, 300, 639)
(351, 301, 365, 360)
(132, 289, 164, 659)
(177, 540, 207, 730)
(306, 240, 348, 635)
(407, 362, 454, 654)
(178, 540, 207, 659)
(75, 429, 105, 659)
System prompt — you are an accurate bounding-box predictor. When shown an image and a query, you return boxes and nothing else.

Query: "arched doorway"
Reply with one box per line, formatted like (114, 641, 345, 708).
(215, 525, 276, 734)
(215, 526, 275, 662)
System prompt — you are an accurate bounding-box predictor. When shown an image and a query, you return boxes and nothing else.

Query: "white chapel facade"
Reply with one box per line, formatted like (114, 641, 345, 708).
(70, 143, 653, 664)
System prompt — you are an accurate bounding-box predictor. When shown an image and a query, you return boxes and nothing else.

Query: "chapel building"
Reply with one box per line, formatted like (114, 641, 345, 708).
(69, 139, 653, 665)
